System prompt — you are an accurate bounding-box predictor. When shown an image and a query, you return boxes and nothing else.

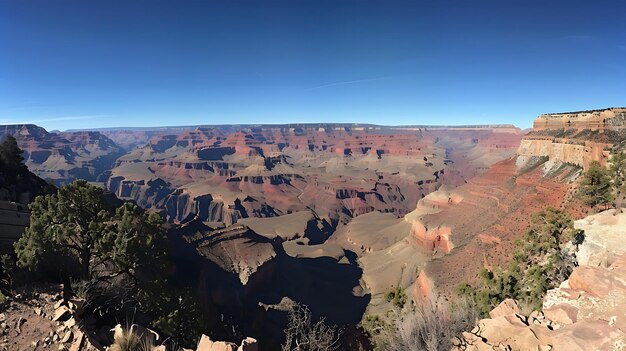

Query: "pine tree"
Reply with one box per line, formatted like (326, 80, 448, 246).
(0, 136, 29, 183)
(609, 152, 626, 197)
(579, 161, 614, 208)
(14, 180, 165, 281)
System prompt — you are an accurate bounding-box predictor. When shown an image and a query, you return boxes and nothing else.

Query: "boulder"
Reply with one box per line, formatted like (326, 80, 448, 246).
(544, 303, 578, 325)
(196, 334, 237, 351)
(477, 314, 552, 349)
(551, 320, 626, 351)
(567, 265, 623, 298)
(237, 337, 258, 351)
(575, 209, 626, 267)
(489, 298, 520, 319)
(53, 306, 71, 322)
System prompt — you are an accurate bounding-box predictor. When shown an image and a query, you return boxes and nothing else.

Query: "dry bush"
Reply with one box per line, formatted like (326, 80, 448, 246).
(281, 304, 340, 351)
(109, 324, 159, 351)
(379, 296, 478, 351)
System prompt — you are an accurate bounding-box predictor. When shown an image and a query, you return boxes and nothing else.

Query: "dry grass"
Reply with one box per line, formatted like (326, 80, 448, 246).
(379, 296, 478, 351)
(109, 324, 159, 351)
(281, 304, 340, 351)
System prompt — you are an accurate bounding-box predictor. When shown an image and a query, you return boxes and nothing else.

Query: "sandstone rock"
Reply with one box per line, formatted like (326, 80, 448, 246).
(544, 304, 578, 325)
(53, 306, 71, 322)
(68, 298, 85, 314)
(64, 317, 76, 328)
(196, 334, 237, 351)
(551, 320, 626, 351)
(69, 330, 84, 351)
(476, 314, 552, 349)
(489, 298, 520, 318)
(237, 337, 258, 351)
(567, 265, 624, 298)
(61, 330, 73, 343)
(575, 209, 626, 267)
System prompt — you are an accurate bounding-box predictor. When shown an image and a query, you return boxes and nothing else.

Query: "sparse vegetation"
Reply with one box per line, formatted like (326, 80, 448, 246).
(373, 296, 478, 351)
(109, 325, 156, 351)
(0, 135, 53, 201)
(14, 180, 166, 281)
(579, 160, 614, 208)
(385, 286, 408, 310)
(457, 208, 576, 316)
(281, 304, 340, 351)
(13, 180, 206, 348)
(0, 136, 29, 184)
(609, 152, 626, 205)
(518, 155, 549, 175)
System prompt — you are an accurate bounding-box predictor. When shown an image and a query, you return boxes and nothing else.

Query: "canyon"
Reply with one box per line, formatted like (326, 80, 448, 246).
(3, 107, 626, 349)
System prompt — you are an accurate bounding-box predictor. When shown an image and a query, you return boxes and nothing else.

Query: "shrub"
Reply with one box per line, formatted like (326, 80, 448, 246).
(377, 296, 478, 351)
(109, 325, 155, 351)
(457, 208, 576, 315)
(282, 304, 340, 351)
(579, 160, 614, 208)
(385, 286, 408, 310)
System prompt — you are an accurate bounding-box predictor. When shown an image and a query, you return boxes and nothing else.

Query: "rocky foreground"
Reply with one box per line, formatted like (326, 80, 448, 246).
(457, 209, 626, 351)
(0, 282, 258, 351)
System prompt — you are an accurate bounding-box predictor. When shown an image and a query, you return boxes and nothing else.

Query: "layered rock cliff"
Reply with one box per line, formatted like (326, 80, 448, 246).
(0, 124, 124, 185)
(519, 108, 626, 169)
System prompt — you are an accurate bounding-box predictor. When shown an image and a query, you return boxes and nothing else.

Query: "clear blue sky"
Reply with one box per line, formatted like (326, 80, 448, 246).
(1, 0, 625, 131)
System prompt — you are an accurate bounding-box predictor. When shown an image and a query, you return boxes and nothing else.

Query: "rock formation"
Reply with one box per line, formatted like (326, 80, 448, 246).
(457, 208, 626, 351)
(103, 124, 523, 225)
(458, 250, 626, 351)
(0, 124, 124, 185)
(519, 108, 626, 169)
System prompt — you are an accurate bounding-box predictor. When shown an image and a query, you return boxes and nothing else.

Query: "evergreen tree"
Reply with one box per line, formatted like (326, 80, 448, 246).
(14, 180, 165, 281)
(457, 208, 575, 315)
(609, 152, 626, 196)
(579, 161, 614, 208)
(0, 136, 29, 184)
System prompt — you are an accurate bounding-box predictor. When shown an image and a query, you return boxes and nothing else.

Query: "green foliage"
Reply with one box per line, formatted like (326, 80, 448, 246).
(0, 135, 52, 202)
(457, 208, 575, 316)
(14, 180, 208, 347)
(0, 136, 29, 184)
(518, 156, 549, 175)
(609, 152, 626, 195)
(141, 286, 207, 348)
(579, 161, 614, 208)
(14, 180, 166, 281)
(385, 286, 408, 310)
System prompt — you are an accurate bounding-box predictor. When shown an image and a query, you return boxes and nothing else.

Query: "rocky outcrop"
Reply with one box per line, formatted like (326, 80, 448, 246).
(104, 123, 523, 226)
(1, 124, 124, 185)
(574, 209, 626, 267)
(533, 108, 626, 131)
(0, 283, 105, 351)
(517, 138, 611, 169)
(196, 335, 258, 351)
(519, 108, 626, 170)
(458, 250, 626, 351)
(176, 220, 277, 285)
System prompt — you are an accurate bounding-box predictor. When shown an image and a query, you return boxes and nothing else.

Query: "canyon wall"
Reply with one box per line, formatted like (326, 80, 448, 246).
(533, 107, 626, 131)
(518, 108, 626, 169)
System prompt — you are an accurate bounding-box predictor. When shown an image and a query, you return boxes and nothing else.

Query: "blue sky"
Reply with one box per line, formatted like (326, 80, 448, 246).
(1, 0, 625, 131)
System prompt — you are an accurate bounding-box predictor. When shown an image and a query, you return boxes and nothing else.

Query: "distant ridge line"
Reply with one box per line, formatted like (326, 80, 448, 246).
(541, 107, 626, 116)
(64, 123, 519, 133)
